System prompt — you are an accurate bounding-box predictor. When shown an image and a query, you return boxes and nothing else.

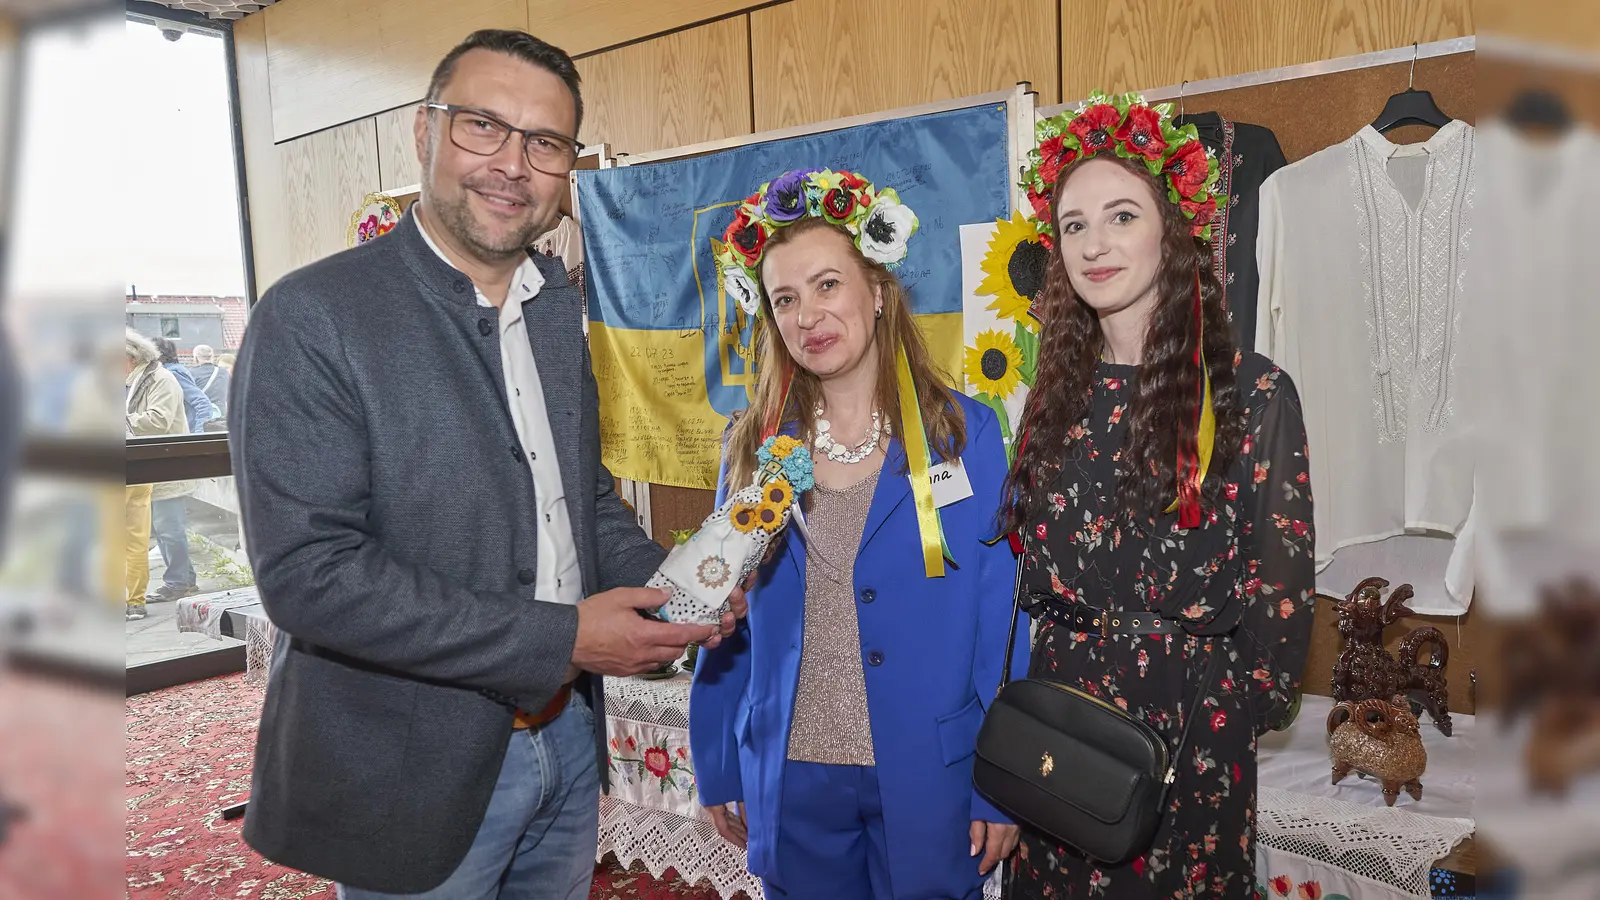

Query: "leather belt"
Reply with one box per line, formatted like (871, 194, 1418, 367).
(1030, 591, 1182, 636)
(513, 683, 573, 730)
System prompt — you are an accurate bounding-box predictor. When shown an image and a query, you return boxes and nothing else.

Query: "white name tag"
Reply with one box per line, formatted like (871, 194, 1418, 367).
(912, 459, 974, 509)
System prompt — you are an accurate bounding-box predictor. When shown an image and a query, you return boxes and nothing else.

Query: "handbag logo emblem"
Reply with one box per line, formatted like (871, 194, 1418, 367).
(1040, 751, 1055, 777)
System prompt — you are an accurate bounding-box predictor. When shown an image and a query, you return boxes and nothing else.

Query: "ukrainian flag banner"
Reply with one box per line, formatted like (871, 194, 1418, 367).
(578, 104, 1011, 489)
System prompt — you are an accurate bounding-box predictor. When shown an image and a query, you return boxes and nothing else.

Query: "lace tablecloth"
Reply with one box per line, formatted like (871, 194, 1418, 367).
(599, 672, 1002, 899)
(599, 672, 764, 897)
(173, 587, 261, 640)
(1254, 694, 1476, 900)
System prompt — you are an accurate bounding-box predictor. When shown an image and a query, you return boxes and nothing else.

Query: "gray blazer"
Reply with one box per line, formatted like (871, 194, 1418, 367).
(231, 210, 666, 893)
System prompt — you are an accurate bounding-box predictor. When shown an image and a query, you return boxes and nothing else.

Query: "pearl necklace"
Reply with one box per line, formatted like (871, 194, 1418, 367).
(813, 405, 888, 465)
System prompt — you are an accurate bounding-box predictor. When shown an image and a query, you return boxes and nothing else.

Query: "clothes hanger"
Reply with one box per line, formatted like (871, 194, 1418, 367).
(1505, 87, 1572, 133)
(1370, 43, 1453, 134)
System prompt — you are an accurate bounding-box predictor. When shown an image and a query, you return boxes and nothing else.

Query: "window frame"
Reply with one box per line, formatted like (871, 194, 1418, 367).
(116, 1, 256, 485)
(0, 4, 259, 688)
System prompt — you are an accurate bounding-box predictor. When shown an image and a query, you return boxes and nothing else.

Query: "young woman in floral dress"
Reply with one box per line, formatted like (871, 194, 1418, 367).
(998, 95, 1317, 899)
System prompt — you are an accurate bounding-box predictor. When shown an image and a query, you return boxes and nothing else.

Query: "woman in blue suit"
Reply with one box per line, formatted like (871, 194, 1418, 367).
(690, 168, 1029, 900)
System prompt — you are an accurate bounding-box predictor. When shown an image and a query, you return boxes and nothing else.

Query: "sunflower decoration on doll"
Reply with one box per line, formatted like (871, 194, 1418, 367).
(650, 433, 816, 624)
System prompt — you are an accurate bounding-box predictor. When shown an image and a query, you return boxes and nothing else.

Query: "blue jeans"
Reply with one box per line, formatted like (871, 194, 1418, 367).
(149, 497, 196, 589)
(764, 762, 894, 900)
(338, 693, 601, 900)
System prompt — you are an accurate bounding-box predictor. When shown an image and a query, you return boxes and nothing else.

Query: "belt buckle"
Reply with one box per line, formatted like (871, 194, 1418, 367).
(1069, 601, 1106, 638)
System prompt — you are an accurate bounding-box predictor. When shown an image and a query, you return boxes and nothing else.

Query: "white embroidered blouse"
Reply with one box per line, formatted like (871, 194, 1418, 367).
(1255, 120, 1477, 614)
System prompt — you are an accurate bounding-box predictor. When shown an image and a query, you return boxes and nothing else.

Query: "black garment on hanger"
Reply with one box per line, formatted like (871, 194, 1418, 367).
(1175, 112, 1287, 351)
(1370, 87, 1452, 134)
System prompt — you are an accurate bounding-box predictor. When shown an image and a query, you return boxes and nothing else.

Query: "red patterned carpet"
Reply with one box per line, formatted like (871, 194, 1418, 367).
(126, 673, 728, 899)
(0, 668, 124, 900)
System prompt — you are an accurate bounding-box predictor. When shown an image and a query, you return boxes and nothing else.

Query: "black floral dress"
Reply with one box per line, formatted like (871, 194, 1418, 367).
(1008, 352, 1315, 900)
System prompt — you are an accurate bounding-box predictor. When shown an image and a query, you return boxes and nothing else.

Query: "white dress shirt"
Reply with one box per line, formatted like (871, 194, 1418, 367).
(418, 211, 583, 605)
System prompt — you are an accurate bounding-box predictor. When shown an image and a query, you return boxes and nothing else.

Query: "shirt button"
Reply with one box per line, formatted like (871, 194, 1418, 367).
(860, 588, 876, 603)
(529, 451, 536, 460)
(454, 281, 467, 294)
(478, 319, 494, 336)
(517, 568, 535, 585)
(867, 650, 884, 666)
(545, 513, 552, 523)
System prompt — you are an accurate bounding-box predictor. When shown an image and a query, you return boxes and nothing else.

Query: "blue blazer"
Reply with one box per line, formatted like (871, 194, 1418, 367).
(690, 393, 1029, 899)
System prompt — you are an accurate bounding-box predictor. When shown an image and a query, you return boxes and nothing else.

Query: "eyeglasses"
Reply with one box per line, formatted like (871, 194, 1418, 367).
(425, 103, 584, 176)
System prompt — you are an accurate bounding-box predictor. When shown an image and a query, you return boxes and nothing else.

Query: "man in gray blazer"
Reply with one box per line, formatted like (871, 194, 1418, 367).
(231, 29, 734, 899)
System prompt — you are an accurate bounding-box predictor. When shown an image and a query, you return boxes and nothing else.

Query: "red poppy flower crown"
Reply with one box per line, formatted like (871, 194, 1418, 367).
(1021, 91, 1224, 247)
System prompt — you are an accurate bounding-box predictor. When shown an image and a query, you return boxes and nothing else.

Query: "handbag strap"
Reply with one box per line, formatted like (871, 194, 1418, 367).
(998, 529, 1220, 787)
(997, 545, 1027, 693)
(1162, 648, 1218, 787)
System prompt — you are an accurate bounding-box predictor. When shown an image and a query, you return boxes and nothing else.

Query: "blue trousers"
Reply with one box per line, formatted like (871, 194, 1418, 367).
(337, 694, 600, 900)
(764, 761, 893, 900)
(149, 496, 196, 589)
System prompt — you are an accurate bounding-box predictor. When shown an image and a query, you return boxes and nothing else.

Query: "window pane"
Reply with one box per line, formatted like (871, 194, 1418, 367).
(123, 475, 250, 670)
(122, 15, 248, 440)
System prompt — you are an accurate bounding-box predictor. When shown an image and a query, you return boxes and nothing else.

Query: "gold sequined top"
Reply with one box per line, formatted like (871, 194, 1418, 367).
(786, 467, 880, 766)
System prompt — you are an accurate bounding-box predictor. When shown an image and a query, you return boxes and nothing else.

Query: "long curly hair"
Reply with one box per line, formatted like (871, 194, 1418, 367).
(723, 218, 965, 491)
(1000, 154, 1244, 535)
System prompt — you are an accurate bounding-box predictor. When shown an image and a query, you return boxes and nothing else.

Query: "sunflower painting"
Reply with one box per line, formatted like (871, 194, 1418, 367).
(963, 329, 1030, 450)
(965, 330, 1023, 399)
(976, 211, 1048, 329)
(960, 215, 1048, 457)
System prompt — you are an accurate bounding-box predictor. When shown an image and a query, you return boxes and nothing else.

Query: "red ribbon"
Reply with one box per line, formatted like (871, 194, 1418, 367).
(1175, 269, 1204, 529)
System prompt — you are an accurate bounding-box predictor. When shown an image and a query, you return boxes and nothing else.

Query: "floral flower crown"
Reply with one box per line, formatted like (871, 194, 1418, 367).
(1021, 92, 1225, 247)
(715, 168, 920, 316)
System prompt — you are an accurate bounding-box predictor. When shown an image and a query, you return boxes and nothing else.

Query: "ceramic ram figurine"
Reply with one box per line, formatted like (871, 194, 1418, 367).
(1327, 695, 1428, 806)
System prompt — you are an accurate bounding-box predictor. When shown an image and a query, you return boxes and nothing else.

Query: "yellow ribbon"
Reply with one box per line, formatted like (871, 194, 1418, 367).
(896, 345, 949, 578)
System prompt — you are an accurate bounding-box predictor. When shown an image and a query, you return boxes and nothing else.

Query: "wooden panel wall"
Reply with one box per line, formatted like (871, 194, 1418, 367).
(751, 0, 1060, 132)
(1477, 0, 1600, 53)
(264, 0, 527, 141)
(375, 104, 422, 191)
(279, 119, 381, 274)
(574, 17, 754, 155)
(529, 0, 754, 56)
(1059, 0, 1473, 101)
(234, 13, 293, 294)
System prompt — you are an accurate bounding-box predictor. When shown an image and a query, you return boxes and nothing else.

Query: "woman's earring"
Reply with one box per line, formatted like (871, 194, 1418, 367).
(874, 306, 883, 319)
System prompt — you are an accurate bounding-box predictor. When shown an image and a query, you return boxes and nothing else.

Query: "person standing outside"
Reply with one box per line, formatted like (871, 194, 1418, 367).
(187, 343, 229, 418)
(124, 329, 185, 620)
(231, 29, 738, 900)
(146, 336, 210, 602)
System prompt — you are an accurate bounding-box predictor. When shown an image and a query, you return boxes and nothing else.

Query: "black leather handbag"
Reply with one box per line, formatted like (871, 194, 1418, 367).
(973, 550, 1216, 868)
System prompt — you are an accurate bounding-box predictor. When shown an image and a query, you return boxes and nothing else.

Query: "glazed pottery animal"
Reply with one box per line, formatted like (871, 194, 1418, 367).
(1332, 576, 1453, 735)
(1327, 695, 1427, 806)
